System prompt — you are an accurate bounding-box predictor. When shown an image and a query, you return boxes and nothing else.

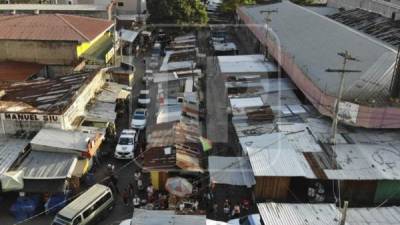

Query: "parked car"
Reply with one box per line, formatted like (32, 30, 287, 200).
(52, 184, 114, 225)
(138, 90, 151, 106)
(114, 129, 138, 159)
(131, 108, 147, 129)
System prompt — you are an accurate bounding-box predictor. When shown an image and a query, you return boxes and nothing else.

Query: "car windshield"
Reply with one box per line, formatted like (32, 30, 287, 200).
(139, 94, 148, 98)
(119, 137, 133, 145)
(134, 114, 145, 120)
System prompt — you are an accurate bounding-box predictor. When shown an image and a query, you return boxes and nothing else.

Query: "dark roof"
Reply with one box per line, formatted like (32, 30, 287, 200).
(0, 14, 113, 42)
(328, 8, 400, 47)
(0, 70, 97, 114)
(0, 61, 44, 83)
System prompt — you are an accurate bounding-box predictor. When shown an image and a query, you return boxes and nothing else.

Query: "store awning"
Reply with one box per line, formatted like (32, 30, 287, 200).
(82, 35, 114, 64)
(0, 170, 24, 192)
(119, 29, 139, 43)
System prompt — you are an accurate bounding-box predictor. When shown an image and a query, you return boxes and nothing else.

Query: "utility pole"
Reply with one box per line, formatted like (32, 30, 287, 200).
(326, 51, 360, 145)
(260, 9, 278, 60)
(339, 201, 349, 225)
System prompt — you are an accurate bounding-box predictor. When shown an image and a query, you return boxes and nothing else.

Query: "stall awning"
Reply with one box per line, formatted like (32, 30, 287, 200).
(119, 29, 139, 43)
(82, 35, 114, 64)
(208, 156, 256, 188)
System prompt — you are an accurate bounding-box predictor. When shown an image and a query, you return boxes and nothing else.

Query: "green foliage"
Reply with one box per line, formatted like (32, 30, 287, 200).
(221, 0, 255, 13)
(147, 0, 208, 25)
(291, 0, 315, 5)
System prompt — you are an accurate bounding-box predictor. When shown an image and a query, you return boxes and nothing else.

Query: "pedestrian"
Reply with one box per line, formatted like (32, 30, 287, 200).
(212, 202, 218, 219)
(134, 171, 141, 181)
(107, 163, 115, 174)
(231, 203, 241, 218)
(223, 199, 231, 216)
(137, 178, 143, 191)
(133, 194, 141, 209)
(147, 185, 154, 198)
(122, 188, 129, 206)
(110, 174, 119, 194)
(128, 183, 134, 198)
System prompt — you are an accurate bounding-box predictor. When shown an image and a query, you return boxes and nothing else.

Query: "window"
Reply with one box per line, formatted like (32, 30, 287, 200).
(82, 206, 94, 219)
(73, 216, 82, 225)
(117, 2, 124, 7)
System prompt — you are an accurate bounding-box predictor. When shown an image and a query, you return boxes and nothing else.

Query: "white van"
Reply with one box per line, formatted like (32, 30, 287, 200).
(52, 184, 114, 225)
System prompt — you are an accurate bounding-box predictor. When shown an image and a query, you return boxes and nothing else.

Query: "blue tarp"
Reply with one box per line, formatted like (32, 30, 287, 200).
(10, 196, 40, 222)
(45, 194, 68, 214)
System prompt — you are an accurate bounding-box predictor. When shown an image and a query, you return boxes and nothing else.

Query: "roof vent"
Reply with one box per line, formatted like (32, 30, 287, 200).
(34, 9, 40, 15)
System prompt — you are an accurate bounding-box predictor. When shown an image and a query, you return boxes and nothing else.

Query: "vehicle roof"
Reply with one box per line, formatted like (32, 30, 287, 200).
(134, 108, 147, 113)
(58, 184, 111, 219)
(139, 90, 150, 94)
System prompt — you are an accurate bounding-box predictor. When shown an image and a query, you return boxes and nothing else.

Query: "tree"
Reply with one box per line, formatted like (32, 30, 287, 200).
(221, 0, 255, 13)
(147, 0, 208, 25)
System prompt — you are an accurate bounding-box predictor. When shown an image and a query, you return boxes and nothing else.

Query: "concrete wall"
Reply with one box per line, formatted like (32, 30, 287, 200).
(0, 40, 78, 65)
(327, 0, 400, 19)
(116, 0, 146, 14)
(62, 69, 106, 130)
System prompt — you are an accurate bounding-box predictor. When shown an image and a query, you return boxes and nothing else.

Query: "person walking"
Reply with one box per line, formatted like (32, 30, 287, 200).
(223, 199, 231, 218)
(122, 189, 129, 206)
(133, 194, 140, 211)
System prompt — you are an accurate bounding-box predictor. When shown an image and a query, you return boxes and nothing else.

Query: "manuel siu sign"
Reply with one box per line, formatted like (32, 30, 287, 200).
(1, 113, 59, 122)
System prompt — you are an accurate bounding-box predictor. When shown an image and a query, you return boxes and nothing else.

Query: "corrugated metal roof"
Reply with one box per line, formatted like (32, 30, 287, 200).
(208, 156, 256, 187)
(0, 70, 95, 114)
(239, 1, 397, 102)
(0, 14, 113, 42)
(0, 137, 29, 176)
(218, 55, 277, 74)
(30, 128, 95, 153)
(242, 132, 316, 178)
(347, 206, 400, 225)
(324, 143, 400, 180)
(257, 203, 342, 225)
(119, 29, 139, 43)
(18, 151, 77, 179)
(131, 209, 206, 225)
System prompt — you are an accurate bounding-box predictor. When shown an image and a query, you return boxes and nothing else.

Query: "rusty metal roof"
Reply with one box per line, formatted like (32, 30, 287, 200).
(0, 14, 113, 42)
(0, 61, 44, 84)
(0, 70, 97, 114)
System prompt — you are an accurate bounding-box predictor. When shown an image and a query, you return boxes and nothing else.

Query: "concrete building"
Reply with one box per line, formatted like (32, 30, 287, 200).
(236, 1, 400, 128)
(327, 0, 400, 20)
(0, 69, 106, 135)
(50, 0, 146, 15)
(0, 14, 114, 71)
(0, 4, 111, 19)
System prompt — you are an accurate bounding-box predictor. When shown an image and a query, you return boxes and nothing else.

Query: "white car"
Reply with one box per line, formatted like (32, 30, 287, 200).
(138, 90, 151, 106)
(114, 129, 138, 159)
(131, 108, 147, 129)
(119, 219, 132, 225)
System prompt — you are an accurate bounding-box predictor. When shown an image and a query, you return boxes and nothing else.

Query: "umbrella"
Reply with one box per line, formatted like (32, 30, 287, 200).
(165, 177, 193, 197)
(0, 170, 24, 192)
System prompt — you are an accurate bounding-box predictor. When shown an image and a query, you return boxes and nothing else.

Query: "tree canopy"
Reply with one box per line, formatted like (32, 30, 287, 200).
(147, 0, 208, 25)
(221, 0, 255, 13)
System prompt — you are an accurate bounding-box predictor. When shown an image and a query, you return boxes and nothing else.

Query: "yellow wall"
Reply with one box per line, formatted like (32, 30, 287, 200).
(76, 31, 111, 57)
(150, 171, 159, 190)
